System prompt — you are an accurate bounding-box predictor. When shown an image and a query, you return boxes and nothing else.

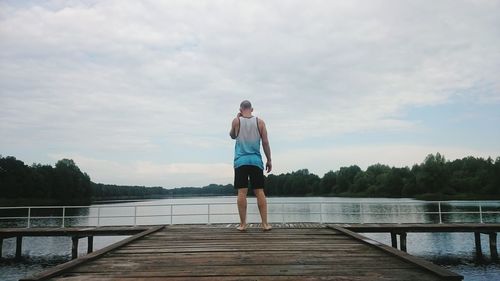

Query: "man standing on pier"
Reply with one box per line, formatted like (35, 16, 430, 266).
(230, 100, 272, 231)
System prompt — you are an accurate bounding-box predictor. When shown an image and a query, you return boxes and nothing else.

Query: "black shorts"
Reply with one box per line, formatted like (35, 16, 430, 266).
(234, 165, 265, 189)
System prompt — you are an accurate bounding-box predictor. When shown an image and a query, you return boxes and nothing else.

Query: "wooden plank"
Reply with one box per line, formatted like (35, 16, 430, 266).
(19, 226, 164, 281)
(161, 226, 336, 233)
(52, 274, 441, 281)
(77, 254, 403, 269)
(105, 250, 385, 259)
(152, 233, 345, 237)
(111, 245, 371, 254)
(73, 261, 417, 273)
(125, 239, 359, 246)
(327, 225, 463, 280)
(88, 254, 396, 265)
(141, 235, 349, 240)
(50, 267, 443, 279)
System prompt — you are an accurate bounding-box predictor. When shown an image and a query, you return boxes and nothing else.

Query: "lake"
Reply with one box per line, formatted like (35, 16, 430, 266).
(1, 197, 500, 281)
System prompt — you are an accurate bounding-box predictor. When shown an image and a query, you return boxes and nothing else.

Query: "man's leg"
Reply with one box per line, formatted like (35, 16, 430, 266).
(254, 189, 271, 230)
(237, 188, 248, 230)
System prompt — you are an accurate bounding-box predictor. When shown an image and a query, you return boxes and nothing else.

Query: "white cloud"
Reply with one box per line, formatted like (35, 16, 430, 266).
(2, 1, 499, 186)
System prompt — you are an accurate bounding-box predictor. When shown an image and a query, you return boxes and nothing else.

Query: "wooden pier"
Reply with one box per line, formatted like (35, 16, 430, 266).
(15, 224, 462, 281)
(340, 223, 500, 259)
(0, 226, 151, 260)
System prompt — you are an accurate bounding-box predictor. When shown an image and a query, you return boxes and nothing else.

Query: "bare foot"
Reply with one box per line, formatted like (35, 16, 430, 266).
(236, 224, 247, 232)
(262, 224, 272, 231)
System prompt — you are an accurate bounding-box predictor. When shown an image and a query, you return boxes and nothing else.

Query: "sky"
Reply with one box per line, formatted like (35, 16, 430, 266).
(1, 0, 499, 188)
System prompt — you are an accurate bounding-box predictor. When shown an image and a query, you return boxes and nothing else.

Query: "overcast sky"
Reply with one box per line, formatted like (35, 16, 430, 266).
(1, 0, 499, 188)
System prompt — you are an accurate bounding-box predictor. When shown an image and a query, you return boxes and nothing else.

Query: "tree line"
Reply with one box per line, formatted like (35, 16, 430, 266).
(92, 183, 235, 198)
(1, 153, 499, 205)
(0, 155, 235, 204)
(0, 157, 93, 201)
(264, 153, 500, 199)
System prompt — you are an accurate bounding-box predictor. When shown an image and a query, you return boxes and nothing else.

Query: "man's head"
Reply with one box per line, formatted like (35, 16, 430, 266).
(240, 100, 253, 114)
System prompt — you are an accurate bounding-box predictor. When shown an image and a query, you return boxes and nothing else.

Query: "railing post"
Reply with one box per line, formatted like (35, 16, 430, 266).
(360, 203, 363, 224)
(438, 202, 442, 224)
(396, 204, 400, 224)
(27, 207, 31, 228)
(170, 205, 173, 225)
(133, 206, 137, 226)
(281, 203, 285, 225)
(319, 203, 323, 224)
(97, 207, 101, 227)
(62, 207, 66, 228)
(479, 205, 483, 224)
(207, 204, 211, 225)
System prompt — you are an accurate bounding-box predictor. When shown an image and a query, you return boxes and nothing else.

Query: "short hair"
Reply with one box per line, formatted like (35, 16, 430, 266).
(240, 100, 252, 110)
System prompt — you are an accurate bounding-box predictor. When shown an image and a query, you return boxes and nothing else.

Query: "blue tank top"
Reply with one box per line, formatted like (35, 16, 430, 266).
(234, 116, 264, 170)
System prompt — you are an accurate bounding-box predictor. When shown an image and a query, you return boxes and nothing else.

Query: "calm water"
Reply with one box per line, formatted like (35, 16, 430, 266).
(1, 197, 500, 281)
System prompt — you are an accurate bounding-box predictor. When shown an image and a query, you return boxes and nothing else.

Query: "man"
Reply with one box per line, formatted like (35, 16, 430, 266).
(230, 100, 272, 231)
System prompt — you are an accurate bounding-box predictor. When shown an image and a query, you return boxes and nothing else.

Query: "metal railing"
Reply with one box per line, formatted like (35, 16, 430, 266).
(0, 201, 499, 228)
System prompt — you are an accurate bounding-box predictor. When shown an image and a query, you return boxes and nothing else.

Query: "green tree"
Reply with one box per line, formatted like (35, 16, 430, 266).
(334, 165, 361, 194)
(320, 171, 337, 194)
(415, 153, 449, 194)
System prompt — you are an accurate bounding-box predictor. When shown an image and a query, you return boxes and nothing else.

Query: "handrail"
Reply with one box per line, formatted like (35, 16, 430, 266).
(1, 201, 499, 228)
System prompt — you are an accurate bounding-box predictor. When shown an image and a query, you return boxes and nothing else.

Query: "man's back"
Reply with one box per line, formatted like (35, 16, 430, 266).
(234, 116, 263, 170)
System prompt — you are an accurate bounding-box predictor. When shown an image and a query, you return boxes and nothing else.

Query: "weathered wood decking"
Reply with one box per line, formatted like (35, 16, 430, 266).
(20, 224, 462, 281)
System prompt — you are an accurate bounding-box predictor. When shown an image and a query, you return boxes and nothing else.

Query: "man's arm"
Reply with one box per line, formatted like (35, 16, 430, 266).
(229, 115, 240, 139)
(258, 118, 272, 173)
